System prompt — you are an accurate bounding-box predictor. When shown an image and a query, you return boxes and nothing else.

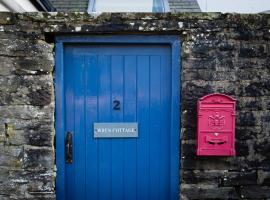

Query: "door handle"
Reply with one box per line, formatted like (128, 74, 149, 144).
(65, 131, 73, 164)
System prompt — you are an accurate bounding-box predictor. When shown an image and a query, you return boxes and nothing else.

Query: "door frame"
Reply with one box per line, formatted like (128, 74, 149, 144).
(55, 35, 181, 200)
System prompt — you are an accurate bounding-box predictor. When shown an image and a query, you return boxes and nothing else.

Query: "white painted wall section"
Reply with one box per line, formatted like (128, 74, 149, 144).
(0, 0, 38, 12)
(94, 0, 153, 12)
(0, 3, 9, 11)
(197, 0, 270, 13)
(16, 0, 38, 11)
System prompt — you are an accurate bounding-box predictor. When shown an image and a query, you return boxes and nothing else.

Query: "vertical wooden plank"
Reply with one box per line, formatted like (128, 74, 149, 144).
(123, 55, 137, 200)
(73, 52, 86, 200)
(63, 46, 74, 200)
(85, 54, 98, 200)
(97, 55, 112, 200)
(137, 55, 150, 200)
(111, 55, 124, 200)
(149, 55, 161, 200)
(56, 41, 66, 200)
(170, 40, 181, 200)
(159, 53, 171, 200)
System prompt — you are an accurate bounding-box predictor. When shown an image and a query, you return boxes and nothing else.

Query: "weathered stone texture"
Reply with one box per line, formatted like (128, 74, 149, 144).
(0, 12, 55, 200)
(0, 12, 269, 199)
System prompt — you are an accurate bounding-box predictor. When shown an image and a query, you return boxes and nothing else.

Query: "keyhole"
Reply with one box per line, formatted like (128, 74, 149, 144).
(113, 100, 120, 110)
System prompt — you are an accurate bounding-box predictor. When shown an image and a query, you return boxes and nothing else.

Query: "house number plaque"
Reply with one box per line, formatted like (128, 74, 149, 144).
(94, 123, 138, 138)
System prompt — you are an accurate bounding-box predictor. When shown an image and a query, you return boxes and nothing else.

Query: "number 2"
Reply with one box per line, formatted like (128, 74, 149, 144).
(113, 100, 120, 110)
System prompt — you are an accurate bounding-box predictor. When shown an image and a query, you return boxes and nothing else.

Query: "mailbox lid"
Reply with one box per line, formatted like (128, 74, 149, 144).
(198, 93, 236, 109)
(198, 132, 233, 149)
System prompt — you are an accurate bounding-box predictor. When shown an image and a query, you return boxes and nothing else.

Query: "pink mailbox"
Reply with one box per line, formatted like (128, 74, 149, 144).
(197, 93, 236, 156)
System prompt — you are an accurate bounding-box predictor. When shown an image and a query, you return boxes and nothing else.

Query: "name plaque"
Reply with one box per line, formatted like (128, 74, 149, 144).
(94, 123, 138, 138)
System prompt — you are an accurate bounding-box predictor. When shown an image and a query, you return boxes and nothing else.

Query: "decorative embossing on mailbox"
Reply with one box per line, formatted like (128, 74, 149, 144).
(208, 112, 225, 130)
(197, 93, 236, 156)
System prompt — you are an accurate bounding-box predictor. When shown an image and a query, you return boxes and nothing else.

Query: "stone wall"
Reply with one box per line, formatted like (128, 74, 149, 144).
(0, 12, 55, 199)
(180, 14, 270, 199)
(0, 12, 269, 199)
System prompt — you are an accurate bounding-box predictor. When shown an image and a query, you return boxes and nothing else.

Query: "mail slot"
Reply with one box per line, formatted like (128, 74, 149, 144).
(197, 93, 236, 156)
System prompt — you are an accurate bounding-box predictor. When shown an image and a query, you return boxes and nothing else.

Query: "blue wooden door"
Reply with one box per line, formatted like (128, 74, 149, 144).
(58, 40, 179, 200)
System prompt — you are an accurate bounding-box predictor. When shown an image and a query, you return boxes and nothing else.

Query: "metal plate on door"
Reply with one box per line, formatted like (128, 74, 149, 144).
(94, 123, 138, 138)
